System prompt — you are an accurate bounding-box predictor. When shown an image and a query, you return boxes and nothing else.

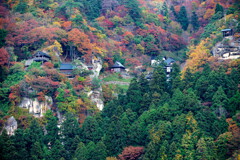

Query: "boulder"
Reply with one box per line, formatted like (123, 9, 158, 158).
(4, 116, 17, 136)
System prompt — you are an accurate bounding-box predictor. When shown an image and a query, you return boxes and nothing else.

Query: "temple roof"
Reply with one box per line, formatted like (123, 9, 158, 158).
(33, 51, 51, 59)
(112, 61, 125, 69)
(59, 63, 75, 70)
(164, 57, 175, 66)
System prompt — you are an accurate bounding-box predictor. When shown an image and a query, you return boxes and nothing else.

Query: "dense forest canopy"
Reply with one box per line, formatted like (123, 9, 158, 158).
(0, 0, 240, 159)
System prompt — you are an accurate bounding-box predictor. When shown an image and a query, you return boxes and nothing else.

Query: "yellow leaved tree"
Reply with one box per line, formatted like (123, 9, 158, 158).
(182, 39, 211, 76)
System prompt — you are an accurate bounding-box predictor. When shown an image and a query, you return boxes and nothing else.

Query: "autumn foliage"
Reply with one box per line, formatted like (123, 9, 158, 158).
(118, 146, 144, 160)
(0, 48, 9, 66)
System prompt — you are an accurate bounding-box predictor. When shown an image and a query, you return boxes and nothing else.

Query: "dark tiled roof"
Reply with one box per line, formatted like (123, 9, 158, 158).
(164, 57, 175, 66)
(112, 61, 125, 69)
(221, 29, 232, 32)
(59, 63, 75, 70)
(33, 51, 51, 59)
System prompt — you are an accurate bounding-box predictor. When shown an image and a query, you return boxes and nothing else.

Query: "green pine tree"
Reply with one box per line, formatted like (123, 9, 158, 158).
(149, 66, 167, 96)
(212, 86, 228, 115)
(178, 6, 189, 30)
(30, 141, 45, 160)
(82, 116, 103, 143)
(196, 137, 216, 160)
(49, 140, 67, 160)
(191, 11, 199, 31)
(45, 112, 59, 147)
(74, 142, 88, 160)
(104, 115, 127, 156)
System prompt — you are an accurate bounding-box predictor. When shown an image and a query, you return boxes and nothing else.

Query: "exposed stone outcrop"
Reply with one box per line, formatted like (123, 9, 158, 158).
(90, 89, 104, 111)
(90, 57, 102, 79)
(18, 96, 53, 117)
(3, 116, 17, 136)
(87, 57, 104, 110)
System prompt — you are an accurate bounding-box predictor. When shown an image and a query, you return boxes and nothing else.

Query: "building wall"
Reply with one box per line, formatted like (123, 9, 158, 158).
(114, 68, 121, 72)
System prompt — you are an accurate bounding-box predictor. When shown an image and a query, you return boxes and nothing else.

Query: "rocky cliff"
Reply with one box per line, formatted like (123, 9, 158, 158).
(18, 96, 53, 117)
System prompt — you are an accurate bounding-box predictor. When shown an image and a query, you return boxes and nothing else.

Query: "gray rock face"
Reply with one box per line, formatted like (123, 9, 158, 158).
(90, 57, 102, 79)
(4, 116, 17, 136)
(90, 90, 104, 111)
(18, 96, 53, 117)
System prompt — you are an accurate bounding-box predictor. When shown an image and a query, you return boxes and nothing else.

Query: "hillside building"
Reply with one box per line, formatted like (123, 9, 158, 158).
(111, 61, 126, 72)
(221, 29, 233, 37)
(59, 63, 76, 77)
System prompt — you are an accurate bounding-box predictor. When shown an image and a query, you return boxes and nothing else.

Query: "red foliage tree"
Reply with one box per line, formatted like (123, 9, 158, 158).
(0, 48, 9, 66)
(118, 146, 144, 160)
(104, 19, 114, 28)
(68, 28, 93, 63)
(37, 92, 46, 102)
(43, 62, 54, 68)
(6, 19, 39, 45)
(26, 77, 60, 95)
(61, 21, 72, 31)
(9, 84, 21, 105)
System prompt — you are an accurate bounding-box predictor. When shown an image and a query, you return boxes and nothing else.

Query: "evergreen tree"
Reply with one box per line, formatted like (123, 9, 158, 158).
(25, 119, 44, 152)
(170, 6, 178, 20)
(191, 11, 199, 31)
(170, 88, 185, 114)
(0, 130, 16, 160)
(196, 137, 216, 160)
(178, 6, 189, 30)
(181, 68, 194, 90)
(195, 75, 209, 101)
(120, 113, 131, 145)
(49, 140, 67, 160)
(102, 100, 124, 118)
(169, 141, 178, 159)
(129, 120, 149, 146)
(227, 91, 240, 116)
(169, 63, 181, 92)
(212, 86, 228, 117)
(44, 112, 59, 147)
(82, 116, 103, 143)
(126, 78, 142, 113)
(12, 129, 30, 160)
(104, 115, 127, 156)
(82, 0, 102, 20)
(149, 66, 167, 96)
(172, 114, 187, 142)
(86, 141, 97, 160)
(179, 112, 199, 160)
(60, 113, 81, 160)
(138, 73, 149, 95)
(13, 1, 28, 14)
(143, 141, 159, 160)
(124, 0, 143, 26)
(0, 29, 7, 48)
(86, 141, 107, 160)
(74, 142, 88, 160)
(157, 140, 168, 159)
(30, 141, 45, 160)
(125, 108, 137, 123)
(55, 0, 83, 19)
(139, 93, 151, 113)
(215, 3, 224, 14)
(195, 111, 217, 137)
(204, 85, 215, 102)
(162, 2, 169, 17)
(211, 117, 228, 138)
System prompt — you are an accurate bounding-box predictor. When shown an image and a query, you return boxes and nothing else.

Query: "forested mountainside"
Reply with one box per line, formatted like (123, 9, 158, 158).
(0, 0, 240, 159)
